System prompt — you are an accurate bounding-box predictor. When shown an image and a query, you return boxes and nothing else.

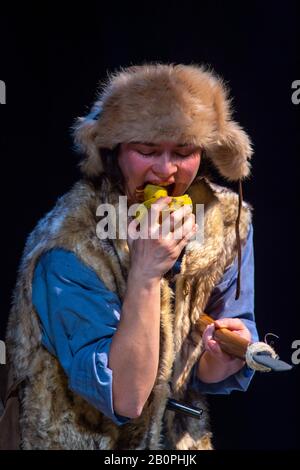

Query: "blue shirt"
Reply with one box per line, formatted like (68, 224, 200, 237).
(32, 224, 258, 426)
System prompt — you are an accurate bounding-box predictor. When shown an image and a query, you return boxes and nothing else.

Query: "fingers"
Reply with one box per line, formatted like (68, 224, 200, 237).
(215, 318, 244, 330)
(202, 324, 218, 353)
(150, 197, 173, 225)
(202, 324, 232, 361)
(171, 213, 196, 241)
(176, 224, 198, 251)
(205, 339, 225, 358)
(202, 323, 249, 366)
(202, 324, 222, 356)
(202, 323, 215, 345)
(129, 198, 197, 252)
(168, 204, 193, 231)
(133, 198, 195, 239)
(128, 215, 155, 241)
(127, 217, 140, 241)
(150, 201, 194, 235)
(214, 318, 252, 342)
(146, 197, 173, 238)
(131, 197, 171, 239)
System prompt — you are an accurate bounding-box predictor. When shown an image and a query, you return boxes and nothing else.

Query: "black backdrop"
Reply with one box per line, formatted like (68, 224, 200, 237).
(0, 1, 299, 450)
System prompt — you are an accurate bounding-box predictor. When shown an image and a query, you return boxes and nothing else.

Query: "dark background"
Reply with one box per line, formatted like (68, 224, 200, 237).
(0, 1, 299, 450)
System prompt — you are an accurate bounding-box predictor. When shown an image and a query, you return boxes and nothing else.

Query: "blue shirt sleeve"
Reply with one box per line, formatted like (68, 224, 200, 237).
(191, 223, 259, 394)
(32, 248, 130, 426)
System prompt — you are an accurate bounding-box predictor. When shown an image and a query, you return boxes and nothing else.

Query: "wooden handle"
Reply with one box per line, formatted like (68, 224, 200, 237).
(197, 314, 250, 360)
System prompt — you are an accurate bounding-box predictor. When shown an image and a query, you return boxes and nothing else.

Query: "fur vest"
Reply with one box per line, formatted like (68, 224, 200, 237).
(5, 176, 251, 450)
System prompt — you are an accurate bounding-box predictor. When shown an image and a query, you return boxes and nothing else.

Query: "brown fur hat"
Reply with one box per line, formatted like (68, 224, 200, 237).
(73, 63, 253, 181)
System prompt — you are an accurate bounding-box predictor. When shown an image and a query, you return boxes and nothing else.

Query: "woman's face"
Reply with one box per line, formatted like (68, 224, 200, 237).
(117, 142, 201, 204)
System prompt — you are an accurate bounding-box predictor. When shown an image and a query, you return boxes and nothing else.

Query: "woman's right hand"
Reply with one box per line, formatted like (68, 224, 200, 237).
(127, 197, 197, 280)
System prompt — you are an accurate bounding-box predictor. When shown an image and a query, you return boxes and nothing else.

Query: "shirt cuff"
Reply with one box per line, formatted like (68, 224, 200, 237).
(69, 339, 130, 426)
(190, 362, 255, 395)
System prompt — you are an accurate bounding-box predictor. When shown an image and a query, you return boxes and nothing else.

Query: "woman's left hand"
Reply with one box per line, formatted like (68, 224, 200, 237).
(197, 318, 252, 383)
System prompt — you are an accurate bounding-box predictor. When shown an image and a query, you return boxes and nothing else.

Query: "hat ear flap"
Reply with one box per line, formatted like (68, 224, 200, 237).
(206, 120, 253, 182)
(73, 105, 104, 177)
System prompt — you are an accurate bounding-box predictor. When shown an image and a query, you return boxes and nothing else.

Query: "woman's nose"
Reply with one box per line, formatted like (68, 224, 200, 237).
(152, 154, 177, 178)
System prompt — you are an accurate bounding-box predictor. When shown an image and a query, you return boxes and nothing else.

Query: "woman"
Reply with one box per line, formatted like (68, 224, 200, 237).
(4, 63, 257, 449)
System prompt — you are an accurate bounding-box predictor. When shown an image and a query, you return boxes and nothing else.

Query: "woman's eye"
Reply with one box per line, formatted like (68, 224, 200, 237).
(175, 152, 191, 158)
(139, 150, 156, 156)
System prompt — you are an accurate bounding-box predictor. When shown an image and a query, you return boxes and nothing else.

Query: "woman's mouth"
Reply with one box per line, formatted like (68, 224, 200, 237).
(162, 182, 176, 196)
(135, 182, 176, 200)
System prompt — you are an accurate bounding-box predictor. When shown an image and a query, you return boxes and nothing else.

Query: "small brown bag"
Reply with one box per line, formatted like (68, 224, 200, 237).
(0, 365, 22, 450)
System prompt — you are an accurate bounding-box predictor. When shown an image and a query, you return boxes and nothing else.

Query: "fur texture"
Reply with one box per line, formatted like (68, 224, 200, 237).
(73, 64, 252, 181)
(6, 176, 251, 449)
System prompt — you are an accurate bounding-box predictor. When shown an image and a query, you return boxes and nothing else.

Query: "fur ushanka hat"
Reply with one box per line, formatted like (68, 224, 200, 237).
(73, 63, 253, 182)
(73, 63, 253, 299)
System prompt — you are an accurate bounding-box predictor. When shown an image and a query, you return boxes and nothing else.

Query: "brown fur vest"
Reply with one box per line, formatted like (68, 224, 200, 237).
(5, 176, 251, 450)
